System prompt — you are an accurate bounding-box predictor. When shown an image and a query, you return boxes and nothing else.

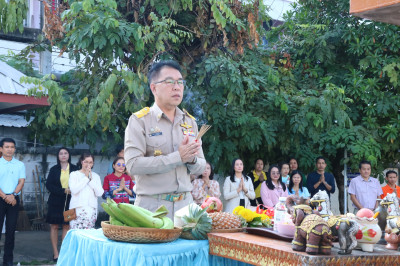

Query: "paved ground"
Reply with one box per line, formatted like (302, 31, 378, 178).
(0, 230, 56, 265)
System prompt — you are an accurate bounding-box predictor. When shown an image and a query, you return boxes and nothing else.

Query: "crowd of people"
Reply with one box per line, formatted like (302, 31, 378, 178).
(44, 147, 136, 262)
(190, 156, 399, 217)
(190, 156, 335, 213)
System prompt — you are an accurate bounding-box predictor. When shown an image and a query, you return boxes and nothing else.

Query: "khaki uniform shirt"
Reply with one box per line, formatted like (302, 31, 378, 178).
(125, 103, 206, 196)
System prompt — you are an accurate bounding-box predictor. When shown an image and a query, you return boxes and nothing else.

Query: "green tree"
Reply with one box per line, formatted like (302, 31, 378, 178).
(25, 0, 264, 152)
(0, 0, 28, 33)
(261, 0, 400, 212)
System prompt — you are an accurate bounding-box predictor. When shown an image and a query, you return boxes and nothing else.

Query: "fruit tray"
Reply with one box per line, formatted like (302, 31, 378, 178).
(101, 221, 182, 243)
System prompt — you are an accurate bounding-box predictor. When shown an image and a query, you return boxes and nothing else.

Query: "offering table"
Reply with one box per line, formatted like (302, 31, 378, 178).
(208, 232, 400, 265)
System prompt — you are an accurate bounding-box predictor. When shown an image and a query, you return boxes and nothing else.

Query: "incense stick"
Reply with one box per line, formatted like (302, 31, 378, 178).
(196, 124, 212, 140)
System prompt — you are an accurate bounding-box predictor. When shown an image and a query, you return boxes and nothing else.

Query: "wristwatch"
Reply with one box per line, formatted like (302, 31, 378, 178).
(12, 192, 18, 196)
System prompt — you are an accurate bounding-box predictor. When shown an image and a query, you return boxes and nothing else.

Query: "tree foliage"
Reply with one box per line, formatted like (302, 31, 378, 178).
(0, 0, 28, 33)
(26, 0, 265, 152)
(265, 0, 400, 174)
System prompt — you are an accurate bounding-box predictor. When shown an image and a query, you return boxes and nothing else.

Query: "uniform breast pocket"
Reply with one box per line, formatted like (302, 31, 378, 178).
(146, 134, 167, 155)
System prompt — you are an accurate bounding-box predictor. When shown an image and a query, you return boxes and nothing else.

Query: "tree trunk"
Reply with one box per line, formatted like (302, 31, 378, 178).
(331, 152, 345, 214)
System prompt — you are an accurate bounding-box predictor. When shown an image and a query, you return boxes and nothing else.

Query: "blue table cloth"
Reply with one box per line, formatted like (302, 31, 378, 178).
(57, 229, 251, 266)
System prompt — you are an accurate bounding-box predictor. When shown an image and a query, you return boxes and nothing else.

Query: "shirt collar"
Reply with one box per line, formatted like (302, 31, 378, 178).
(0, 157, 16, 164)
(61, 164, 70, 172)
(151, 103, 184, 122)
(273, 182, 283, 189)
(357, 175, 372, 182)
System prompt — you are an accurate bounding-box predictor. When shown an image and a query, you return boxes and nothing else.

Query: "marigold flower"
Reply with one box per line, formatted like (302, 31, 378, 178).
(233, 206, 244, 215)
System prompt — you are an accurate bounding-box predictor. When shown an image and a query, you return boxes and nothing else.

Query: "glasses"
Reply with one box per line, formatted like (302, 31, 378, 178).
(153, 79, 186, 87)
(116, 163, 126, 167)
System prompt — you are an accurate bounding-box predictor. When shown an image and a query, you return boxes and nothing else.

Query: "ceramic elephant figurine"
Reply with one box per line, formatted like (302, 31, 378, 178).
(327, 215, 359, 254)
(291, 205, 333, 255)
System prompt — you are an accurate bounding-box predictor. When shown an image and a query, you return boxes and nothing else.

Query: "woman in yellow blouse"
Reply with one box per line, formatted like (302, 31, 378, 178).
(45, 147, 78, 262)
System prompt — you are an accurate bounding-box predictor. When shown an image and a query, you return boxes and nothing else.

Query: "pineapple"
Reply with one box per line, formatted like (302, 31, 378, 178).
(181, 204, 212, 240)
(208, 212, 242, 229)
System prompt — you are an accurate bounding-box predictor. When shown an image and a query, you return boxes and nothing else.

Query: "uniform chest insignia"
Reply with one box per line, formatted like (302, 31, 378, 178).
(183, 108, 196, 121)
(182, 129, 195, 137)
(134, 107, 150, 118)
(180, 122, 192, 129)
(154, 149, 162, 156)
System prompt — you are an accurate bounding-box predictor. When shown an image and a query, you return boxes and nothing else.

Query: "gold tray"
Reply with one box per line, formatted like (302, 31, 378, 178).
(101, 221, 182, 243)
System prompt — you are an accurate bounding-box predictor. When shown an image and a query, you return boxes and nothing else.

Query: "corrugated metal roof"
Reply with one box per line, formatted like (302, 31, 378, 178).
(0, 61, 36, 95)
(0, 114, 32, 127)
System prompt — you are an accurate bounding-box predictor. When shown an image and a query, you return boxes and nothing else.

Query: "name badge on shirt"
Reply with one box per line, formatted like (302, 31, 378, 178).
(149, 132, 163, 137)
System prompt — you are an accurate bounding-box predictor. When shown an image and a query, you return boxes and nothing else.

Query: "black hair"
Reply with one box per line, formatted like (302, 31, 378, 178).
(386, 170, 398, 178)
(266, 164, 286, 191)
(359, 160, 371, 170)
(148, 60, 182, 84)
(315, 156, 326, 164)
(115, 145, 124, 155)
(254, 158, 264, 167)
(112, 157, 125, 173)
(229, 158, 248, 182)
(56, 147, 72, 165)
(288, 170, 304, 194)
(0, 138, 16, 147)
(197, 161, 214, 180)
(279, 161, 290, 169)
(77, 152, 95, 170)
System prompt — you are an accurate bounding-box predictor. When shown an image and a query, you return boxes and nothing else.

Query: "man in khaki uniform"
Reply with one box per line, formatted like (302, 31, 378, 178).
(125, 60, 206, 219)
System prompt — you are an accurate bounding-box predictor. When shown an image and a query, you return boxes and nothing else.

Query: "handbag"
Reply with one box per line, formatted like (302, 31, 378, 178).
(63, 193, 76, 222)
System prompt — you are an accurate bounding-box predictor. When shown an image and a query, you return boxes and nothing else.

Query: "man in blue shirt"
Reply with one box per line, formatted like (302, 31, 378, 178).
(307, 156, 336, 198)
(0, 138, 26, 266)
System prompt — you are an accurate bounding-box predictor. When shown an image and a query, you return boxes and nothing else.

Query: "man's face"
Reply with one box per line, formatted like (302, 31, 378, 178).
(316, 159, 326, 172)
(360, 163, 371, 179)
(2, 142, 15, 158)
(150, 67, 184, 110)
(386, 173, 398, 186)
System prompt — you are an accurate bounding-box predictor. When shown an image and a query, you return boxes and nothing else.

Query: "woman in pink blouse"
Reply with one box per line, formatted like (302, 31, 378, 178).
(260, 164, 288, 207)
(191, 162, 221, 205)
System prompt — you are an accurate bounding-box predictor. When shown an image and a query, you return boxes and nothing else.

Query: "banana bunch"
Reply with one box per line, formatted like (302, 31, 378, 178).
(101, 198, 174, 229)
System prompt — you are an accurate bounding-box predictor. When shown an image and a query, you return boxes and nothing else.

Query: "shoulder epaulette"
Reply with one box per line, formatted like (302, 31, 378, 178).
(134, 107, 150, 118)
(183, 108, 196, 121)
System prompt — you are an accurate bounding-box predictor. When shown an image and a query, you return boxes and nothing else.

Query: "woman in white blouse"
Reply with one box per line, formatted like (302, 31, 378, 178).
(69, 153, 104, 229)
(223, 158, 255, 213)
